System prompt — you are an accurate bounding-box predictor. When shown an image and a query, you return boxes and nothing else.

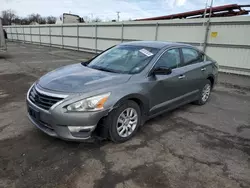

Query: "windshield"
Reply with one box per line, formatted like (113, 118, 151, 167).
(87, 45, 159, 74)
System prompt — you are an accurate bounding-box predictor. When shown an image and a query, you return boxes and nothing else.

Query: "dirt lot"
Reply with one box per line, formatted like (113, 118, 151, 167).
(0, 42, 250, 188)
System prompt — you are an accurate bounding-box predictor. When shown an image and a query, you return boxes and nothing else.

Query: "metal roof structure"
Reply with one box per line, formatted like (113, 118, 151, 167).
(135, 4, 250, 21)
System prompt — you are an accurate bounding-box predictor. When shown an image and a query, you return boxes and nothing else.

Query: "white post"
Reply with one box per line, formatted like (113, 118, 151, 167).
(49, 26, 52, 47)
(30, 27, 32, 43)
(23, 26, 25, 42)
(121, 23, 124, 42)
(39, 26, 41, 45)
(10, 27, 13, 41)
(77, 24, 79, 50)
(16, 27, 19, 41)
(95, 24, 97, 53)
(155, 23, 159, 41)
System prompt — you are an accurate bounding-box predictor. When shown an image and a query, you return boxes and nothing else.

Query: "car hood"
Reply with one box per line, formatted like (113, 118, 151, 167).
(38, 63, 131, 93)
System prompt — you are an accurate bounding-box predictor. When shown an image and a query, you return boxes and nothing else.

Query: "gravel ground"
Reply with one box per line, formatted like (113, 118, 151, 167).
(0, 42, 250, 188)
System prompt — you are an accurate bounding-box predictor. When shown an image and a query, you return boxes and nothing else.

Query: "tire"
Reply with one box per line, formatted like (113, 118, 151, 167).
(106, 100, 141, 143)
(194, 79, 212, 105)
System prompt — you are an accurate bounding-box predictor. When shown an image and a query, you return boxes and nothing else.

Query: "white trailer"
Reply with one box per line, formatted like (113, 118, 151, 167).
(56, 13, 83, 24)
(0, 18, 7, 51)
(63, 13, 83, 23)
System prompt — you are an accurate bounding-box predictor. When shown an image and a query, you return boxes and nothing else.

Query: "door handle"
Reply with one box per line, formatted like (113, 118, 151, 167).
(201, 68, 206, 71)
(178, 75, 185, 79)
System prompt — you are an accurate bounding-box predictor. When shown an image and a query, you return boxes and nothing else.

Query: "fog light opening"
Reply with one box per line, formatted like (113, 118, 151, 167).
(68, 126, 95, 133)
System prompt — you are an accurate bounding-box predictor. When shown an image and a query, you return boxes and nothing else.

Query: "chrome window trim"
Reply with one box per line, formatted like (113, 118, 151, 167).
(35, 85, 69, 98)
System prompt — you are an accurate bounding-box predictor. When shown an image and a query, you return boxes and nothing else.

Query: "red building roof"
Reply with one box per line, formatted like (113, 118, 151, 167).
(135, 4, 250, 21)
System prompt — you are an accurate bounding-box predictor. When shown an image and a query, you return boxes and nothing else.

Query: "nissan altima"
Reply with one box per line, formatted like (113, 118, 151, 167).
(27, 41, 218, 142)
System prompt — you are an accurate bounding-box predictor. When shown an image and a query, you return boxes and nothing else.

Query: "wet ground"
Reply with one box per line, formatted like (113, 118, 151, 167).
(0, 42, 250, 188)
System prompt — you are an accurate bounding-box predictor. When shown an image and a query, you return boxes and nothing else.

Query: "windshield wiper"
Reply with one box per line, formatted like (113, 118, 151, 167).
(90, 66, 121, 73)
(81, 62, 89, 66)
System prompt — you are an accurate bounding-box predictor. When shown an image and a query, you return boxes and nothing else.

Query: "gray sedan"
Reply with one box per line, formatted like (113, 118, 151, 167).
(26, 41, 218, 142)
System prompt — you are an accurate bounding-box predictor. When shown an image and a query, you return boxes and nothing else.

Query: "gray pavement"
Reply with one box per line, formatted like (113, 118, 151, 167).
(0, 42, 249, 188)
(218, 72, 250, 91)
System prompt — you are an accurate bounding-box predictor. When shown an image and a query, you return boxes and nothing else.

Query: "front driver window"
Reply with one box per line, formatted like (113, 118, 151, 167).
(154, 49, 180, 69)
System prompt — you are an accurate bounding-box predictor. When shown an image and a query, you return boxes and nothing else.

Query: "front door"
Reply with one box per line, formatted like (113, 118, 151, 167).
(149, 48, 186, 115)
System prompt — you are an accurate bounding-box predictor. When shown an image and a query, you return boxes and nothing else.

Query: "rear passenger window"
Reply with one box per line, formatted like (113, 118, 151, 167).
(155, 49, 180, 69)
(181, 48, 203, 66)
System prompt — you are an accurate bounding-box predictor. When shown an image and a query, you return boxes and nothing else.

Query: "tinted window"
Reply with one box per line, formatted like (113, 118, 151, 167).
(181, 48, 203, 66)
(87, 45, 159, 74)
(155, 49, 180, 69)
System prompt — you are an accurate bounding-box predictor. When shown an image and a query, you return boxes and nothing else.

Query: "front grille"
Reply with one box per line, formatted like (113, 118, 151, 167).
(29, 86, 64, 110)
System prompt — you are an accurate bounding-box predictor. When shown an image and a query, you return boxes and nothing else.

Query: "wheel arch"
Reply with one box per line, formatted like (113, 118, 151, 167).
(94, 94, 149, 140)
(207, 74, 215, 89)
(111, 93, 150, 117)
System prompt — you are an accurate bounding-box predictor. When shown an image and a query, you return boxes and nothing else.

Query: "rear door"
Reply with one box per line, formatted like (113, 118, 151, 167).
(178, 47, 209, 98)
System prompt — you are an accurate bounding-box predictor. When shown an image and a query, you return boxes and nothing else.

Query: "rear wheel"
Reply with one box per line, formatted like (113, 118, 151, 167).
(106, 100, 141, 143)
(195, 80, 211, 105)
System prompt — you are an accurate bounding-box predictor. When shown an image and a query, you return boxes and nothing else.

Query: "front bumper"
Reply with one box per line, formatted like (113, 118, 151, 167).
(26, 97, 109, 141)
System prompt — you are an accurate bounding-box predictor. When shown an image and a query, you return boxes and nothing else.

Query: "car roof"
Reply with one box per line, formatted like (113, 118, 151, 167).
(119, 41, 192, 49)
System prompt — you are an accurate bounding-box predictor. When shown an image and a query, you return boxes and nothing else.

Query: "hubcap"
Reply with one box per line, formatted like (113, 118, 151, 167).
(116, 108, 138, 138)
(202, 84, 211, 102)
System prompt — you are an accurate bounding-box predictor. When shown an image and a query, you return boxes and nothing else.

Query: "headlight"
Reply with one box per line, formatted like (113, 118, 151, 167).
(66, 93, 111, 112)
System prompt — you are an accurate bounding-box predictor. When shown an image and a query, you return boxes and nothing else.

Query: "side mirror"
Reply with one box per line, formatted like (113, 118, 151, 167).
(152, 67, 172, 75)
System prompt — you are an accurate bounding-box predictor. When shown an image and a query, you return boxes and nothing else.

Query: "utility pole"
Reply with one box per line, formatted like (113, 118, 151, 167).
(91, 13, 93, 22)
(208, 0, 214, 21)
(203, 0, 209, 25)
(116, 11, 120, 22)
(202, 0, 214, 52)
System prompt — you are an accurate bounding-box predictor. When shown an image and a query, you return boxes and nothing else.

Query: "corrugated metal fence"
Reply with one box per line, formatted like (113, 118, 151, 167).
(4, 16, 250, 76)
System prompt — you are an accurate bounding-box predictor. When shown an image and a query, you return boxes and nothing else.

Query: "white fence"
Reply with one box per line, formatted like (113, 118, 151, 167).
(4, 16, 250, 76)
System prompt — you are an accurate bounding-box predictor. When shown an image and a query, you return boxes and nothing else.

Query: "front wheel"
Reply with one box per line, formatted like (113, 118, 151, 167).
(106, 100, 141, 143)
(195, 80, 212, 105)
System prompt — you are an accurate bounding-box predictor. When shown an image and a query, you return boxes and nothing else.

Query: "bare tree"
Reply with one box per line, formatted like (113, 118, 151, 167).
(1, 9, 17, 25)
(1, 9, 80, 25)
(93, 17, 102, 22)
(40, 18, 46, 24)
(82, 16, 102, 23)
(27, 13, 42, 24)
(82, 16, 91, 23)
(20, 18, 30, 25)
(46, 16, 57, 24)
(13, 17, 22, 25)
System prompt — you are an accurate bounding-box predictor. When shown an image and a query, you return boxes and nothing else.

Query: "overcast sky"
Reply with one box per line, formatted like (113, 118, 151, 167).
(2, 0, 249, 20)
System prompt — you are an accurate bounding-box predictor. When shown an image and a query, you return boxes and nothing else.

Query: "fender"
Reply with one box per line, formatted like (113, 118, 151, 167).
(111, 93, 150, 117)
